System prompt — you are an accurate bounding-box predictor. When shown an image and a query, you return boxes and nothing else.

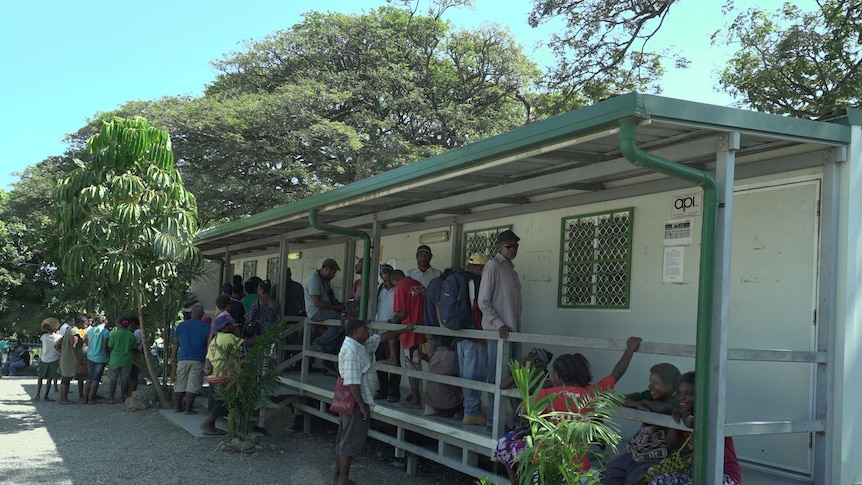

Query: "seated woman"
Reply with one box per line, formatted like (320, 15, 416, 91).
(646, 371, 742, 485)
(495, 337, 642, 484)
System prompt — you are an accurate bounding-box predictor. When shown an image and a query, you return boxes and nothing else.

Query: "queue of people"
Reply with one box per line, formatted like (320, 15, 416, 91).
(328, 230, 742, 485)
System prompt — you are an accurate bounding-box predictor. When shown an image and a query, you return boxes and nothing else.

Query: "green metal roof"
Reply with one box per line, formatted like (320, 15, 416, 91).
(196, 92, 852, 255)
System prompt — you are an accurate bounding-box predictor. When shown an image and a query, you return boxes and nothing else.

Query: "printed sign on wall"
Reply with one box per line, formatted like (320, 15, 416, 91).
(672, 192, 702, 218)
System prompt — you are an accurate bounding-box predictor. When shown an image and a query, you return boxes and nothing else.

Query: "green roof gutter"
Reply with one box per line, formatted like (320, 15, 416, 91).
(308, 209, 371, 320)
(620, 118, 717, 485)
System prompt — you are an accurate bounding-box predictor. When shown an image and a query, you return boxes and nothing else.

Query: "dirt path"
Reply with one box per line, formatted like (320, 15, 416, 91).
(0, 376, 477, 485)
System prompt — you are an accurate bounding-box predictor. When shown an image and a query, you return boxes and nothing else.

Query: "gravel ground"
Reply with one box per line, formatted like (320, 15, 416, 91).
(0, 376, 481, 485)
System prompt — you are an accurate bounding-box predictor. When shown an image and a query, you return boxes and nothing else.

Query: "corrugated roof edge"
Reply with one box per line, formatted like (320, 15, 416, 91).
(196, 92, 852, 243)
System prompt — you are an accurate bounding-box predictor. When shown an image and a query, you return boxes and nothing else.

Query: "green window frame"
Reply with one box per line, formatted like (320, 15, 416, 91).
(559, 208, 633, 309)
(461, 225, 512, 267)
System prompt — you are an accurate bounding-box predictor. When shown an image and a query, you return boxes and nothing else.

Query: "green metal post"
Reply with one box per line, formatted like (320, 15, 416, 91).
(308, 209, 372, 320)
(619, 118, 718, 485)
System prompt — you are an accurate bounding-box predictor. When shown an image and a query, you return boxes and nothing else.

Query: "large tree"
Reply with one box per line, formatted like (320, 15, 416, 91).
(54, 116, 201, 407)
(528, 0, 680, 112)
(60, 8, 539, 224)
(714, 0, 862, 118)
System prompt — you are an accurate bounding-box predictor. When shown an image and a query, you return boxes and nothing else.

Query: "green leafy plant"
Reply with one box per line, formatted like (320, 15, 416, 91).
(54, 116, 202, 408)
(507, 360, 624, 485)
(214, 323, 287, 440)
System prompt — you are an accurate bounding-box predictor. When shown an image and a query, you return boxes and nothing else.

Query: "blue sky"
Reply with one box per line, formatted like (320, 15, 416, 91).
(0, 0, 795, 189)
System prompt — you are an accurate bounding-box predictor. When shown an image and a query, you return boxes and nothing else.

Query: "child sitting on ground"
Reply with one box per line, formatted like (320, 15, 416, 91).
(645, 371, 742, 485)
(602, 363, 681, 485)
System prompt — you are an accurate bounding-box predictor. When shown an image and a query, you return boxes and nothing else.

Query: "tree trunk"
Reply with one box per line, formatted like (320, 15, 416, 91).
(138, 305, 171, 409)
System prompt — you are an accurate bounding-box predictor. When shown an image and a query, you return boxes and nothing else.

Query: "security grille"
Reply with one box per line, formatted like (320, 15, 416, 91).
(242, 260, 257, 282)
(559, 208, 633, 308)
(266, 257, 280, 282)
(462, 225, 512, 267)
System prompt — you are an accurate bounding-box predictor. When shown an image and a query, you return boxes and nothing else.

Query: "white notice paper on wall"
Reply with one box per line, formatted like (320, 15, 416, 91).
(663, 218, 693, 246)
(663, 246, 685, 283)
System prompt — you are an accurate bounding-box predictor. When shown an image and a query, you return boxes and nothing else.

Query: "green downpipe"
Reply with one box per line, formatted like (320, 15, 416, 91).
(308, 209, 372, 320)
(620, 118, 718, 485)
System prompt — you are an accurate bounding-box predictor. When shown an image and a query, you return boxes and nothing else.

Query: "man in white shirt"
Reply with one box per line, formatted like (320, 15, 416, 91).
(406, 245, 442, 288)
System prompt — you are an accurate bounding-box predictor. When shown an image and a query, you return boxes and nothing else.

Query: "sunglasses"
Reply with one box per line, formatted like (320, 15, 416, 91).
(503, 243, 519, 249)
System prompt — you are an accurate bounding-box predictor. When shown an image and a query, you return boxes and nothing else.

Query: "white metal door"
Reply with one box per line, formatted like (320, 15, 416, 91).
(726, 178, 820, 477)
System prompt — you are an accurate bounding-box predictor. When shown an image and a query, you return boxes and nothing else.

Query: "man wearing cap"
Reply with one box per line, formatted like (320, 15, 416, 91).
(407, 245, 442, 288)
(332, 318, 415, 485)
(458, 252, 490, 425)
(170, 303, 211, 414)
(478, 229, 523, 424)
(306, 259, 347, 358)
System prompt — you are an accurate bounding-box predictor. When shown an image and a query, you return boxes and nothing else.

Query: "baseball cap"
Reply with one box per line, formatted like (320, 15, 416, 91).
(417, 245, 432, 255)
(212, 315, 234, 332)
(221, 283, 233, 293)
(495, 230, 520, 244)
(379, 263, 394, 273)
(322, 258, 341, 271)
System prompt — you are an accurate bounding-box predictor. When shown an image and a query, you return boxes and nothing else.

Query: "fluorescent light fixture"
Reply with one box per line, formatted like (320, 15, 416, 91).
(287, 251, 302, 260)
(419, 230, 449, 244)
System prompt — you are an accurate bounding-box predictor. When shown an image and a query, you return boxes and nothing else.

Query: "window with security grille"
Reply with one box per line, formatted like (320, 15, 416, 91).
(462, 225, 512, 267)
(266, 257, 280, 282)
(559, 208, 633, 309)
(242, 261, 257, 282)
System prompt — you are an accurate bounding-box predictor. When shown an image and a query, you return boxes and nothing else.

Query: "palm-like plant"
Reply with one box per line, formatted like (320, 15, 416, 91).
(214, 323, 287, 440)
(506, 360, 624, 485)
(54, 116, 202, 408)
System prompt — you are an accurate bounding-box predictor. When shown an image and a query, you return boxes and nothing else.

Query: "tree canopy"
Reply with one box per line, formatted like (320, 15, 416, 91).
(62, 7, 541, 224)
(714, 0, 862, 118)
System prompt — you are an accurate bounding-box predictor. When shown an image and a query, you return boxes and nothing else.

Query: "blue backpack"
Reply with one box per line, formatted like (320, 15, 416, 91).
(439, 270, 477, 330)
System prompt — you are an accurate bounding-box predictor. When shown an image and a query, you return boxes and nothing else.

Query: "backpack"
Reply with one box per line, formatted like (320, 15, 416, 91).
(439, 270, 477, 330)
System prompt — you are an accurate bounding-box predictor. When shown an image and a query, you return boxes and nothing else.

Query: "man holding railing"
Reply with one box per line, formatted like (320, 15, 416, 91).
(478, 229, 523, 427)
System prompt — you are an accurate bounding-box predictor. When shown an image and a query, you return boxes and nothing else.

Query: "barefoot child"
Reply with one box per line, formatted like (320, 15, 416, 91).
(200, 315, 242, 436)
(33, 318, 62, 401)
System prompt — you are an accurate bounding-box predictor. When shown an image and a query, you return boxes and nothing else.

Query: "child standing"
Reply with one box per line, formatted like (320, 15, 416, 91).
(33, 318, 62, 401)
(200, 315, 242, 436)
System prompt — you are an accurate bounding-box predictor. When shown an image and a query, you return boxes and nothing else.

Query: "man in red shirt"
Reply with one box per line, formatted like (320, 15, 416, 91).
(387, 269, 425, 407)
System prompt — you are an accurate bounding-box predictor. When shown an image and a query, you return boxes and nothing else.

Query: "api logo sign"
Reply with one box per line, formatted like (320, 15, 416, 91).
(671, 192, 702, 218)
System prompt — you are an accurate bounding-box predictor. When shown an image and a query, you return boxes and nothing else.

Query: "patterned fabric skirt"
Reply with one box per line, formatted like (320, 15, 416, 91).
(649, 468, 739, 485)
(493, 425, 531, 468)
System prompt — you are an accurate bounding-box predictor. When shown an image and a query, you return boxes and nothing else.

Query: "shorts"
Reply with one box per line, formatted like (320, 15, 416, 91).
(36, 360, 60, 379)
(335, 404, 371, 456)
(87, 361, 107, 382)
(174, 360, 204, 394)
(106, 365, 132, 382)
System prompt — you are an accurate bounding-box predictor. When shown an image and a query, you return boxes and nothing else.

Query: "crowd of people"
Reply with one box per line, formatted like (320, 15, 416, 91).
(328, 229, 742, 485)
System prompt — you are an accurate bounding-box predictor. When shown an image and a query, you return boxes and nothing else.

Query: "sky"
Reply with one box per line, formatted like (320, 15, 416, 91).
(0, 0, 797, 190)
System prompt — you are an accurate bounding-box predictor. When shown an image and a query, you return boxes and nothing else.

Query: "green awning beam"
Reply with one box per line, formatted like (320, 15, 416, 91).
(619, 118, 719, 485)
(308, 209, 371, 320)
